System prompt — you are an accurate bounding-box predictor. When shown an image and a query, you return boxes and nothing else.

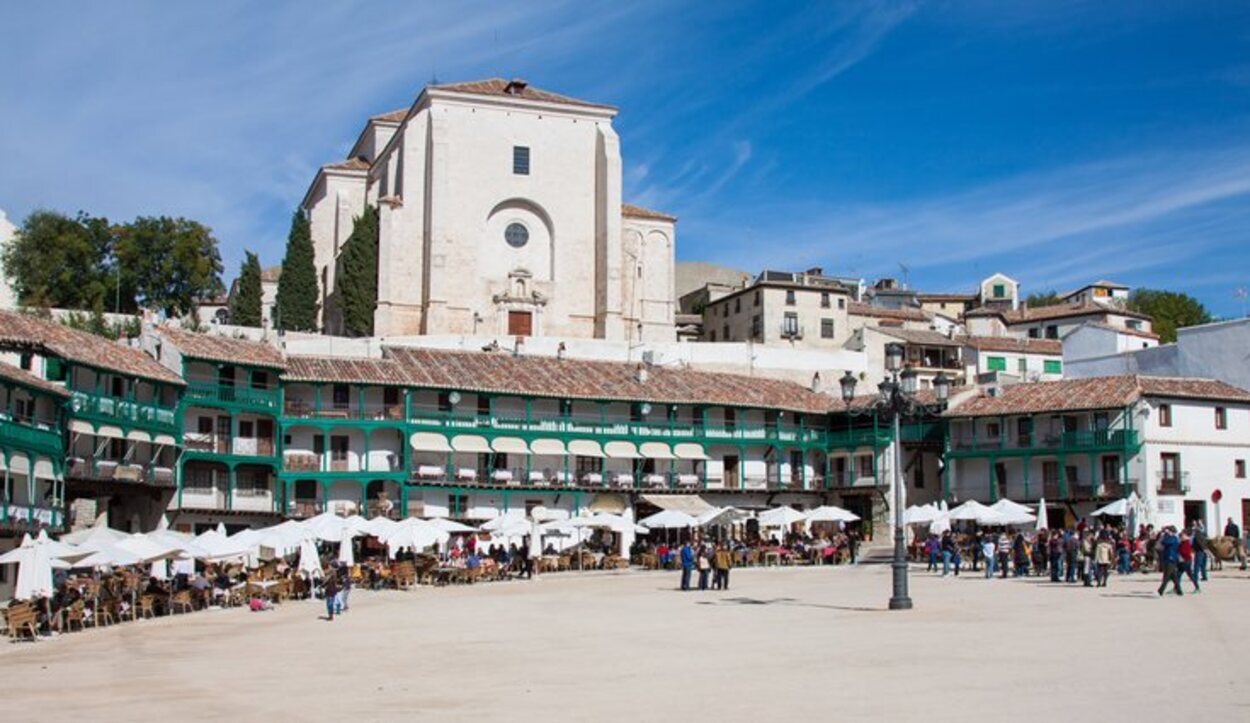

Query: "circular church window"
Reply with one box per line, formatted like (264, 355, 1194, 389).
(504, 222, 529, 248)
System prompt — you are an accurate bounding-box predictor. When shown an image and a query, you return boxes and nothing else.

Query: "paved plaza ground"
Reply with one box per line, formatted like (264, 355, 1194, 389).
(2, 562, 1247, 721)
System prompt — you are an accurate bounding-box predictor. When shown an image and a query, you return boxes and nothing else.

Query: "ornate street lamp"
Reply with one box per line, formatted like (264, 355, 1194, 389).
(838, 363, 950, 611)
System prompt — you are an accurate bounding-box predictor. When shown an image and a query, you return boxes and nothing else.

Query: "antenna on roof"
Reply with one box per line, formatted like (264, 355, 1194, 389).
(430, 59, 439, 86)
(897, 262, 911, 290)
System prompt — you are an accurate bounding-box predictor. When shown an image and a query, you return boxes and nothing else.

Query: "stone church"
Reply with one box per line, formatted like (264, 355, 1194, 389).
(301, 78, 676, 342)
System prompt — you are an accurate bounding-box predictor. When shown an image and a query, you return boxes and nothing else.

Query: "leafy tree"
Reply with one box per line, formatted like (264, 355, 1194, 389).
(1127, 288, 1212, 343)
(274, 210, 319, 331)
(2, 210, 114, 310)
(336, 206, 379, 337)
(229, 251, 264, 327)
(114, 216, 224, 317)
(1024, 290, 1063, 308)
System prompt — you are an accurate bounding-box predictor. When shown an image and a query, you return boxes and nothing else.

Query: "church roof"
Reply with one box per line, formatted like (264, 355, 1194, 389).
(430, 78, 616, 111)
(622, 203, 677, 222)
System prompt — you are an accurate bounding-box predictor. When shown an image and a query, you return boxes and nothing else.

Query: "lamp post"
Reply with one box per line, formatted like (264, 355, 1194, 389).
(839, 343, 949, 611)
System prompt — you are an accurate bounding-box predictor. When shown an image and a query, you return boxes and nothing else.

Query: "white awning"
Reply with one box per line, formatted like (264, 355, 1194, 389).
(95, 425, 125, 440)
(588, 493, 628, 514)
(451, 435, 491, 454)
(69, 420, 95, 436)
(640, 493, 715, 516)
(529, 438, 567, 456)
(639, 442, 674, 459)
(673, 442, 709, 460)
(567, 440, 605, 458)
(491, 437, 530, 455)
(33, 457, 56, 480)
(410, 432, 453, 453)
(126, 430, 151, 443)
(8, 455, 30, 475)
(153, 434, 178, 446)
(604, 441, 641, 459)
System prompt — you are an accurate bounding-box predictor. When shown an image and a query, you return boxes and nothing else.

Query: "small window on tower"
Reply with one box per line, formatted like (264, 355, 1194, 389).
(513, 146, 530, 175)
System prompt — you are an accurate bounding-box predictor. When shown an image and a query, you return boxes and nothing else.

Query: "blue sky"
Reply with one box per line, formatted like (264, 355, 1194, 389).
(2, 1, 1249, 315)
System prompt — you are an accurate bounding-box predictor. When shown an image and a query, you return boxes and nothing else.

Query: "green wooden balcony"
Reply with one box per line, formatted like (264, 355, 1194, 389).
(949, 428, 1140, 458)
(69, 390, 178, 434)
(0, 417, 64, 457)
(184, 380, 281, 412)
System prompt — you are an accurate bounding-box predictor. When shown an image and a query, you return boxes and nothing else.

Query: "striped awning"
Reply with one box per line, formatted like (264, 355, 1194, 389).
(567, 440, 605, 458)
(410, 432, 453, 453)
(529, 438, 567, 456)
(674, 443, 709, 461)
(451, 435, 491, 454)
(639, 442, 674, 459)
(491, 437, 530, 455)
(604, 441, 641, 459)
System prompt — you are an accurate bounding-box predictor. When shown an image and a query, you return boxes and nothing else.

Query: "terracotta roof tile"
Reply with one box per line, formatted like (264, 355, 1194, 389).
(160, 327, 286, 370)
(875, 328, 961, 347)
(848, 302, 931, 322)
(0, 362, 71, 398)
(260, 266, 282, 283)
(383, 347, 832, 414)
(0, 311, 183, 386)
(431, 78, 615, 111)
(622, 203, 677, 222)
(960, 336, 1062, 355)
(945, 375, 1250, 418)
(282, 356, 410, 386)
(967, 301, 1150, 324)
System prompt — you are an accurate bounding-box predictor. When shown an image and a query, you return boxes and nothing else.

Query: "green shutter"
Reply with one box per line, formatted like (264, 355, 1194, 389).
(993, 284, 1006, 298)
(1044, 360, 1062, 374)
(987, 356, 1007, 372)
(45, 357, 65, 382)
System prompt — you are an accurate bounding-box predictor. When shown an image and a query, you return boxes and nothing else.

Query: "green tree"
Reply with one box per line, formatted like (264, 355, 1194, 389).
(274, 210, 319, 331)
(336, 206, 379, 337)
(115, 216, 224, 317)
(229, 251, 264, 327)
(1127, 288, 1213, 343)
(2, 210, 114, 310)
(1024, 290, 1063, 308)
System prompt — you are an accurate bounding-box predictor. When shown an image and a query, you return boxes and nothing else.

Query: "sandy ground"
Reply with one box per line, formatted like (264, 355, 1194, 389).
(2, 562, 1247, 722)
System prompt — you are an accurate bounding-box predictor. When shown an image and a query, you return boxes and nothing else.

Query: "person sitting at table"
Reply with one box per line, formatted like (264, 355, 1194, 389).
(466, 550, 481, 571)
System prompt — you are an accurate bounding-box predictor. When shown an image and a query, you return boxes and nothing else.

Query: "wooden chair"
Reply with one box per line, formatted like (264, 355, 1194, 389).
(170, 591, 193, 615)
(136, 595, 157, 620)
(64, 601, 86, 632)
(4, 603, 40, 641)
(94, 600, 117, 627)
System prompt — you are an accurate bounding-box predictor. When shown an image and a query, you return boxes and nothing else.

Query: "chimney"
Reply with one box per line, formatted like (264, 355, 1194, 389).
(804, 267, 823, 277)
(557, 341, 566, 360)
(504, 78, 528, 95)
(635, 362, 648, 384)
(810, 371, 822, 394)
(512, 336, 525, 357)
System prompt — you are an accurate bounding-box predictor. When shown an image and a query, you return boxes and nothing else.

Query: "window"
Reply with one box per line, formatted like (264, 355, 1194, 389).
(734, 298, 741, 314)
(785, 290, 796, 306)
(197, 417, 213, 435)
(251, 371, 269, 390)
(1044, 325, 1059, 339)
(782, 313, 799, 337)
(576, 456, 603, 476)
(1215, 407, 1227, 430)
(239, 420, 254, 438)
(721, 325, 728, 340)
(1017, 358, 1027, 373)
(384, 387, 400, 407)
(1043, 359, 1062, 374)
(820, 292, 831, 308)
(1102, 456, 1121, 484)
(838, 298, 845, 310)
(1126, 319, 1142, 330)
(512, 145, 530, 175)
(1158, 404, 1172, 427)
(986, 422, 1001, 439)
(1160, 452, 1180, 483)
(313, 435, 325, 456)
(504, 222, 529, 248)
(448, 493, 469, 517)
(1236, 460, 1246, 479)
(19, 353, 31, 370)
(709, 331, 717, 342)
(754, 291, 760, 307)
(330, 436, 349, 462)
(332, 384, 349, 409)
(1016, 418, 1032, 446)
(750, 315, 762, 340)
(437, 392, 452, 412)
(477, 396, 491, 417)
(820, 318, 835, 339)
(724, 408, 736, 432)
(987, 356, 1007, 372)
(1027, 328, 1039, 339)
(45, 357, 65, 381)
(993, 283, 1006, 298)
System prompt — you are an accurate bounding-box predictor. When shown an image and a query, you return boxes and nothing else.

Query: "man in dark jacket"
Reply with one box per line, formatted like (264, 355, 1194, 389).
(1157, 527, 1182, 596)
(679, 542, 694, 591)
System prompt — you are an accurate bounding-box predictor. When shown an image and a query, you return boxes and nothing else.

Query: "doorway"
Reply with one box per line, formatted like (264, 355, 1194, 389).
(508, 311, 533, 337)
(723, 455, 739, 488)
(1183, 500, 1206, 530)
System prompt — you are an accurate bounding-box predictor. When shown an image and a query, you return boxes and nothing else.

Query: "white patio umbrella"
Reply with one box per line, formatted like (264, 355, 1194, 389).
(337, 536, 355, 566)
(71, 542, 142, 569)
(639, 509, 698, 529)
(528, 505, 567, 523)
(567, 513, 647, 534)
(804, 505, 861, 523)
(758, 506, 807, 528)
(359, 516, 400, 538)
(343, 514, 371, 536)
(487, 517, 533, 539)
(297, 536, 322, 578)
(903, 504, 937, 524)
(426, 518, 478, 533)
(6, 533, 67, 600)
(481, 512, 526, 532)
(380, 519, 447, 558)
(1035, 498, 1049, 531)
(1091, 498, 1130, 517)
(114, 533, 187, 563)
(59, 521, 129, 546)
(696, 506, 750, 527)
(947, 500, 995, 523)
(990, 499, 1035, 517)
(192, 529, 251, 562)
(303, 512, 359, 543)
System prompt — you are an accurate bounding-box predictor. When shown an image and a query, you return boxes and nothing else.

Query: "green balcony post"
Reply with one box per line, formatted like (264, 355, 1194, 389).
(941, 453, 951, 502)
(1058, 452, 1067, 498)
(1088, 454, 1096, 496)
(227, 463, 236, 511)
(403, 388, 412, 421)
(988, 456, 998, 503)
(1022, 456, 1030, 500)
(314, 385, 322, 416)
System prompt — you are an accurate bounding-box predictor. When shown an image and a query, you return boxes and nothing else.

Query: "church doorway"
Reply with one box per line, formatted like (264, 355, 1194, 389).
(508, 311, 533, 337)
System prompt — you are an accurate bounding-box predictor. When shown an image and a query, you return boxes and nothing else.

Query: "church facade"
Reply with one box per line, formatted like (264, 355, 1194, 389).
(301, 78, 676, 342)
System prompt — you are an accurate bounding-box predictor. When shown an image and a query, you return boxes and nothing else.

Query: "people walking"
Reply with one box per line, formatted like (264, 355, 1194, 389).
(1192, 521, 1209, 582)
(323, 573, 340, 621)
(679, 541, 694, 591)
(1178, 531, 1201, 593)
(1157, 527, 1182, 597)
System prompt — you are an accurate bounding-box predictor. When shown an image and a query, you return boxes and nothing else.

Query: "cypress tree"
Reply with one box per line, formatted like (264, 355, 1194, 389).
(336, 205, 379, 337)
(274, 210, 319, 331)
(229, 251, 263, 327)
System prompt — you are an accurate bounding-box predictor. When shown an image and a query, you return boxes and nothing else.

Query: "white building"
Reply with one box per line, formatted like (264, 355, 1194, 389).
(1064, 317, 1250, 393)
(1062, 280, 1130, 307)
(960, 336, 1064, 382)
(301, 78, 676, 343)
(943, 375, 1250, 532)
